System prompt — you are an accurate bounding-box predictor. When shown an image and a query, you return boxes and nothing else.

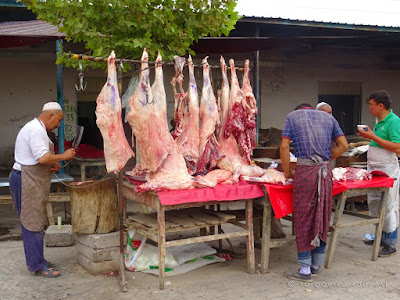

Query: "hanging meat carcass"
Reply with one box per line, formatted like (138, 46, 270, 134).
(170, 56, 186, 139)
(174, 55, 200, 174)
(217, 56, 265, 179)
(224, 59, 257, 164)
(127, 50, 212, 193)
(95, 51, 134, 173)
(196, 56, 224, 173)
(127, 49, 173, 173)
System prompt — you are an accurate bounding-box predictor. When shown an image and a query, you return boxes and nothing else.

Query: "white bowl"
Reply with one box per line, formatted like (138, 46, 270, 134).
(357, 125, 368, 132)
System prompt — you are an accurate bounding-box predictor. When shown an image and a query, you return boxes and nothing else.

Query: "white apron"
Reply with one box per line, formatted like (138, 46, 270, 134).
(367, 146, 400, 233)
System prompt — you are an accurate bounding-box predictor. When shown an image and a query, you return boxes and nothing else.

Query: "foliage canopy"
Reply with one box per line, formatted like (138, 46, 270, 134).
(20, 0, 240, 69)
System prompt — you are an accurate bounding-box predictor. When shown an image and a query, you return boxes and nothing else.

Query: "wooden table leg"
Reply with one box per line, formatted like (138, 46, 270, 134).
(246, 199, 255, 274)
(261, 192, 271, 274)
(157, 204, 166, 289)
(118, 172, 127, 292)
(372, 188, 389, 260)
(46, 202, 55, 226)
(80, 163, 86, 182)
(325, 191, 347, 269)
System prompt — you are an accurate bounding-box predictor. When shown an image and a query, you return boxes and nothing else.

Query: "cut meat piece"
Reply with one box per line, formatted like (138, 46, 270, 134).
(217, 56, 265, 178)
(197, 169, 233, 186)
(332, 167, 372, 181)
(197, 56, 223, 173)
(127, 50, 173, 173)
(174, 55, 200, 174)
(241, 168, 286, 185)
(95, 51, 134, 173)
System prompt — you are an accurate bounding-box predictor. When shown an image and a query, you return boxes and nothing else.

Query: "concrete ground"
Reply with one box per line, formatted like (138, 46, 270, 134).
(1, 202, 400, 300)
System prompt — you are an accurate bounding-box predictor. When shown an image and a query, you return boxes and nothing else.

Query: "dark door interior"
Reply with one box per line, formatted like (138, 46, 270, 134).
(318, 95, 361, 135)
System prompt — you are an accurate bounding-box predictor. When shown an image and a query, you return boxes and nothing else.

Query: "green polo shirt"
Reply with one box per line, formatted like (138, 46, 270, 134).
(370, 110, 400, 148)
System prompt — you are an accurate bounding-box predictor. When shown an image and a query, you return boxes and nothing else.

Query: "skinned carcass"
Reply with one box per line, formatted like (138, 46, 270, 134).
(224, 59, 257, 164)
(197, 56, 224, 173)
(96, 51, 134, 173)
(127, 49, 173, 173)
(217, 56, 265, 180)
(171, 56, 186, 139)
(127, 50, 213, 193)
(174, 55, 200, 174)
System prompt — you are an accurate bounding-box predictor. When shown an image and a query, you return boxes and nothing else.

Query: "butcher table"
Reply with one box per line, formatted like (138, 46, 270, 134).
(257, 177, 394, 273)
(118, 178, 262, 291)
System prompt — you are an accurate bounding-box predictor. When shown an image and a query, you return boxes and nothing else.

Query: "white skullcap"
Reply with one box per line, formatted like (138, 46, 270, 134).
(316, 102, 329, 110)
(42, 102, 62, 111)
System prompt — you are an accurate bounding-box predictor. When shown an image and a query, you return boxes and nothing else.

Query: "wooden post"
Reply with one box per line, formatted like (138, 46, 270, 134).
(118, 172, 128, 292)
(246, 199, 255, 274)
(372, 188, 389, 260)
(157, 203, 166, 289)
(325, 191, 347, 268)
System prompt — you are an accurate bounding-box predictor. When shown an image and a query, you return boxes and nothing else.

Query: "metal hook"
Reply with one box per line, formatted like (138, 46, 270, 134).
(75, 61, 87, 91)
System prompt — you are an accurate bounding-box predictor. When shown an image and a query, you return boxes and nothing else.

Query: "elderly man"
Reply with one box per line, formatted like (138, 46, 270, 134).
(316, 102, 332, 115)
(9, 102, 76, 277)
(281, 103, 348, 282)
(358, 90, 400, 257)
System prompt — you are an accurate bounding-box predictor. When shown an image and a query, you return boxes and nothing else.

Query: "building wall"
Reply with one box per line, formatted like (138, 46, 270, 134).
(1, 47, 400, 169)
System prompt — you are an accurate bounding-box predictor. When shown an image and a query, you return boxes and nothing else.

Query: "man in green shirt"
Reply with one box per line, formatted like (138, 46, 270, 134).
(358, 90, 400, 257)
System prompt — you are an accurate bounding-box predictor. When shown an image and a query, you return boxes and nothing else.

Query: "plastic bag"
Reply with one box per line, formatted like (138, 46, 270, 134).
(121, 76, 139, 122)
(124, 230, 146, 271)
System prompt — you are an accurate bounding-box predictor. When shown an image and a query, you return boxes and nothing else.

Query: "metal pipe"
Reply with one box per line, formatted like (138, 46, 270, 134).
(56, 39, 65, 173)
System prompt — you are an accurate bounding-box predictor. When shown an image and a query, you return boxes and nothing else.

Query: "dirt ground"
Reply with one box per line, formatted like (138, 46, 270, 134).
(1, 202, 400, 300)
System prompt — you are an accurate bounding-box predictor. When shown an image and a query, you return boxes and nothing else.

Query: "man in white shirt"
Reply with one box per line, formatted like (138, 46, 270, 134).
(9, 102, 76, 278)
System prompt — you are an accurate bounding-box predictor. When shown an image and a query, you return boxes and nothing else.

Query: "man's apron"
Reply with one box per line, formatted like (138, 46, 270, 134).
(20, 143, 53, 232)
(367, 146, 400, 233)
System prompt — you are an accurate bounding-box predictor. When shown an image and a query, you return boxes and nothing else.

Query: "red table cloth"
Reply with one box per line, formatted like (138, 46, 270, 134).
(126, 176, 394, 219)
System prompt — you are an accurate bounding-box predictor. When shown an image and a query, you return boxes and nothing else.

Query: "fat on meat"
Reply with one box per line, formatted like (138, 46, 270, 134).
(127, 49, 173, 173)
(174, 55, 200, 174)
(95, 51, 134, 173)
(197, 56, 223, 173)
(224, 59, 257, 164)
(217, 56, 265, 179)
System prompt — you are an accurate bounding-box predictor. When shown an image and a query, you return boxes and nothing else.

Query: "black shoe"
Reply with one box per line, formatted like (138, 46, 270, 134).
(283, 269, 312, 282)
(311, 266, 325, 275)
(378, 246, 396, 257)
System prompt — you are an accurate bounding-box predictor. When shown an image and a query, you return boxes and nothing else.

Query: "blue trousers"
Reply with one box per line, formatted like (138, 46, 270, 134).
(9, 169, 48, 273)
(298, 241, 326, 268)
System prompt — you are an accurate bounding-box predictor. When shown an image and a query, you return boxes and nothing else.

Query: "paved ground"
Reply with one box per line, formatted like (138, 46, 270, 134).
(1, 203, 400, 300)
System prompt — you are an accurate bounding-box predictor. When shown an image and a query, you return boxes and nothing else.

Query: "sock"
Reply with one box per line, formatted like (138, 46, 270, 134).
(299, 266, 311, 275)
(311, 264, 320, 270)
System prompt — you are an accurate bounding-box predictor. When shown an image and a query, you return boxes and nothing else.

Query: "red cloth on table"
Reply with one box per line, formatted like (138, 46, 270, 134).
(263, 176, 394, 219)
(125, 178, 264, 206)
(125, 176, 394, 219)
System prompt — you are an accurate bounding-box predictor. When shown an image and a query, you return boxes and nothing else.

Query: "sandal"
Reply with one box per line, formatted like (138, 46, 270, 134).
(35, 265, 61, 278)
(46, 261, 56, 268)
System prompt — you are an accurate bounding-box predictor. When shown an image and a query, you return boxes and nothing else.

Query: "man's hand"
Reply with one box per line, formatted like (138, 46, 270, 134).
(358, 126, 375, 140)
(50, 162, 61, 174)
(63, 148, 76, 161)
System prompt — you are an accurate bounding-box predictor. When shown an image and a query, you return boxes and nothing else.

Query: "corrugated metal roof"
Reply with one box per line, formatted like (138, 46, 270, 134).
(236, 0, 400, 29)
(0, 20, 65, 37)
